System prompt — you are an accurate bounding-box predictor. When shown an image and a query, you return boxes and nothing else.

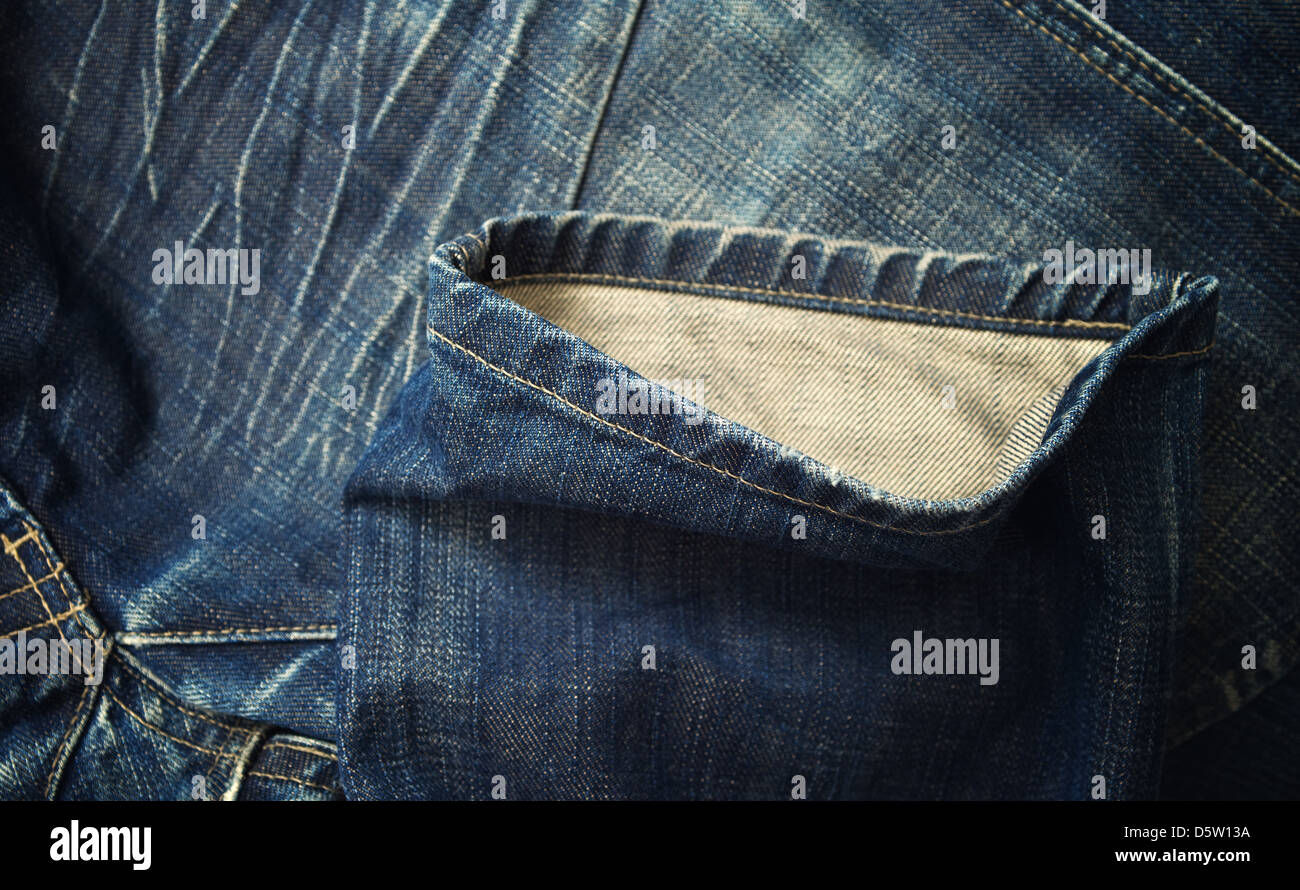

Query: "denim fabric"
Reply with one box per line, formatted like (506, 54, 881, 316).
(567, 0, 1300, 749)
(0, 486, 340, 799)
(0, 0, 639, 796)
(0, 0, 1294, 799)
(336, 212, 1217, 799)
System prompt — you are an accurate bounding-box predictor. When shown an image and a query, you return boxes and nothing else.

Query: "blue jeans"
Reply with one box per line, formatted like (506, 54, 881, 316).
(0, 0, 1294, 799)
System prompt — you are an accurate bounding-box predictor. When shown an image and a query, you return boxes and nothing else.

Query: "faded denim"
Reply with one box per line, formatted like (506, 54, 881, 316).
(0, 0, 1294, 799)
(340, 212, 1218, 798)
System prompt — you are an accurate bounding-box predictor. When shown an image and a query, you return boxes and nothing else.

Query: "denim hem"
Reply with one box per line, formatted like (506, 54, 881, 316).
(407, 211, 1218, 568)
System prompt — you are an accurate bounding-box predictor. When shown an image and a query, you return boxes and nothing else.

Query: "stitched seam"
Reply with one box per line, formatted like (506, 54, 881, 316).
(122, 623, 338, 640)
(1126, 342, 1215, 360)
(28, 524, 74, 613)
(0, 604, 87, 640)
(204, 725, 237, 792)
(44, 683, 93, 800)
(104, 687, 236, 758)
(3, 529, 79, 669)
(0, 564, 63, 603)
(493, 272, 1134, 332)
(428, 323, 1012, 536)
(246, 770, 335, 792)
(1, 529, 37, 554)
(114, 658, 255, 735)
(1000, 0, 1300, 215)
(30, 529, 96, 641)
(0, 528, 84, 673)
(264, 741, 338, 761)
(1051, 0, 1300, 183)
(499, 272, 1208, 360)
